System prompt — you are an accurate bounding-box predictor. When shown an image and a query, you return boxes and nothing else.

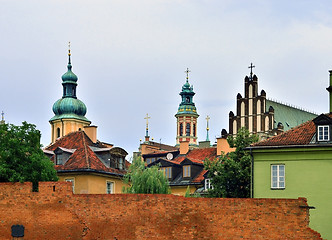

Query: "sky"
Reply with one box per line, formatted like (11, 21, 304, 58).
(1, 0, 332, 159)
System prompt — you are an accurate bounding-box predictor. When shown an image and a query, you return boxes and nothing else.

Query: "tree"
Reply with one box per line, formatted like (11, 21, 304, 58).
(0, 122, 58, 191)
(204, 127, 258, 198)
(122, 157, 170, 194)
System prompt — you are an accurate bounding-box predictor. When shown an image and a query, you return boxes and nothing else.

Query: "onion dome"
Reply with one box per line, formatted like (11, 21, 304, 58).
(50, 47, 90, 123)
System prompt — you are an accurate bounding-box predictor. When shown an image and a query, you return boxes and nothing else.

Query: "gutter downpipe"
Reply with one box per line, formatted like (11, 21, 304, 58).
(250, 147, 254, 198)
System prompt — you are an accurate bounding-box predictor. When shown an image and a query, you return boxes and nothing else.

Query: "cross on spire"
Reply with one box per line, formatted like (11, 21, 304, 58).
(185, 68, 191, 82)
(248, 63, 255, 79)
(144, 113, 151, 137)
(206, 115, 210, 141)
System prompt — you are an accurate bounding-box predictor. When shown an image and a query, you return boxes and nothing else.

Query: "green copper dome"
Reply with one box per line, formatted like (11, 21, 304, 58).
(175, 75, 199, 117)
(50, 50, 90, 123)
(62, 61, 78, 83)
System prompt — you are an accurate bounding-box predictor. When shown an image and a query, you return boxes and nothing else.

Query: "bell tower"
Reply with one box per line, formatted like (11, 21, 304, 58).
(49, 43, 91, 143)
(175, 68, 199, 147)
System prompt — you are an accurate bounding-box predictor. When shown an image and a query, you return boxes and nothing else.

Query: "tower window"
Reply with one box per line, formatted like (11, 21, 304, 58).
(193, 124, 196, 137)
(186, 123, 190, 136)
(64, 87, 67, 96)
(180, 123, 183, 136)
(186, 97, 190, 103)
(57, 128, 60, 138)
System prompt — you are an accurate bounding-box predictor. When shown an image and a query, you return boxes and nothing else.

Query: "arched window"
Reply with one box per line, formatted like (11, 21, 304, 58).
(63, 87, 67, 96)
(186, 123, 190, 136)
(57, 128, 60, 138)
(179, 123, 183, 136)
(193, 124, 196, 137)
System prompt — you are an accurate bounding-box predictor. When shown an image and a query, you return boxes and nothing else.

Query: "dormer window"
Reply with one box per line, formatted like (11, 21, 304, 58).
(56, 153, 63, 165)
(162, 167, 172, 179)
(183, 165, 191, 177)
(318, 125, 329, 141)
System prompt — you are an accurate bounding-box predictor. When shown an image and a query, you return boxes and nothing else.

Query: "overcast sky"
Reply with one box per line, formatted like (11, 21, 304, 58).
(1, 0, 332, 159)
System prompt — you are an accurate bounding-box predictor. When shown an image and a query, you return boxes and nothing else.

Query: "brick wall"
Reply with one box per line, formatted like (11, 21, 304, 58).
(0, 182, 322, 240)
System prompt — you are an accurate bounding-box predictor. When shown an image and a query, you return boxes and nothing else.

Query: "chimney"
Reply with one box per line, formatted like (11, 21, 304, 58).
(84, 125, 97, 143)
(179, 141, 189, 155)
(327, 70, 332, 113)
(216, 129, 235, 156)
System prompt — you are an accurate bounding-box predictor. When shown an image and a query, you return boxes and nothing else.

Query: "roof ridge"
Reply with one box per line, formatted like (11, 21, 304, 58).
(267, 98, 317, 115)
(81, 131, 90, 168)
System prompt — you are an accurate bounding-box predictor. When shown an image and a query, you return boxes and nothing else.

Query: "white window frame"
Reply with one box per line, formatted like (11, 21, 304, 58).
(106, 181, 114, 194)
(204, 178, 213, 190)
(65, 178, 75, 193)
(271, 165, 285, 189)
(318, 125, 329, 141)
(183, 165, 191, 178)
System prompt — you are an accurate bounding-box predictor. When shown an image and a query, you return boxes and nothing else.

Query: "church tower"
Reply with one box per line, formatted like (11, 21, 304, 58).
(49, 44, 91, 143)
(175, 68, 199, 147)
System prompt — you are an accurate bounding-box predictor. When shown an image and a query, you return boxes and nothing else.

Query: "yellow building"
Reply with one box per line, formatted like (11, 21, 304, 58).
(45, 47, 129, 194)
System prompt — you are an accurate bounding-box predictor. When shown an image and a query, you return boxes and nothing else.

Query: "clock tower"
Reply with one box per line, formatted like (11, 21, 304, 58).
(175, 68, 199, 147)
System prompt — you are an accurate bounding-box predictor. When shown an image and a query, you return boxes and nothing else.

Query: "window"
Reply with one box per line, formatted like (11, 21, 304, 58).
(271, 165, 285, 189)
(56, 153, 63, 165)
(162, 167, 172, 179)
(65, 178, 75, 193)
(186, 123, 190, 136)
(204, 178, 213, 190)
(179, 123, 183, 136)
(56, 128, 60, 138)
(318, 125, 329, 141)
(193, 124, 196, 137)
(106, 181, 114, 194)
(119, 157, 123, 170)
(183, 165, 191, 177)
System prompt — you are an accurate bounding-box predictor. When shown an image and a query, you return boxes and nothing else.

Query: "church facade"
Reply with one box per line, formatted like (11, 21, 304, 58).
(228, 64, 317, 139)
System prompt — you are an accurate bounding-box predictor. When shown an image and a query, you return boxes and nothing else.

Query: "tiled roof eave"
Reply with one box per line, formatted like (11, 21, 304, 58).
(169, 182, 202, 186)
(247, 143, 332, 150)
(56, 169, 125, 177)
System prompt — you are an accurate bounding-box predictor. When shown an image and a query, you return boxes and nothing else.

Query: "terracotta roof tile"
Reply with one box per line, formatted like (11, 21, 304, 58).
(45, 131, 127, 176)
(192, 169, 208, 183)
(252, 114, 332, 147)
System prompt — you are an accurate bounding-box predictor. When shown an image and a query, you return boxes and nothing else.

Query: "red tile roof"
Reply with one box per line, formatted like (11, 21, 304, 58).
(253, 120, 316, 147)
(45, 131, 128, 176)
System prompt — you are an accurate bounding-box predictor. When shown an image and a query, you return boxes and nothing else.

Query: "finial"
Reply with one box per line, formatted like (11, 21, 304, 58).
(68, 41, 71, 56)
(1, 111, 4, 121)
(248, 63, 255, 79)
(206, 115, 210, 141)
(67, 41, 72, 67)
(185, 68, 191, 82)
(144, 113, 151, 137)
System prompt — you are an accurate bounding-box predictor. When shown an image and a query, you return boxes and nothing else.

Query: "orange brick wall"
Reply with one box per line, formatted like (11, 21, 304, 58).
(0, 182, 322, 240)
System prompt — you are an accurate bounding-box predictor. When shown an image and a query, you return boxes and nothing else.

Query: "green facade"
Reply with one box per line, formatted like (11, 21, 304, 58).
(252, 146, 332, 239)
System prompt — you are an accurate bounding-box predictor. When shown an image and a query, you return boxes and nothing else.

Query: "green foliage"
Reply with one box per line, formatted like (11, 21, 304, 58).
(204, 127, 258, 198)
(122, 157, 170, 194)
(0, 122, 58, 190)
(184, 185, 201, 198)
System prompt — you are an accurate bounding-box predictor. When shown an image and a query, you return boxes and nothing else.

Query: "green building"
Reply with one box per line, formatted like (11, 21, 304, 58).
(249, 70, 332, 239)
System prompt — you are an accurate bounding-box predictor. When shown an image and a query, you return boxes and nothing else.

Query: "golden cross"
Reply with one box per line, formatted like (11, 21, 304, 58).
(206, 115, 210, 130)
(144, 113, 150, 129)
(185, 68, 191, 82)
